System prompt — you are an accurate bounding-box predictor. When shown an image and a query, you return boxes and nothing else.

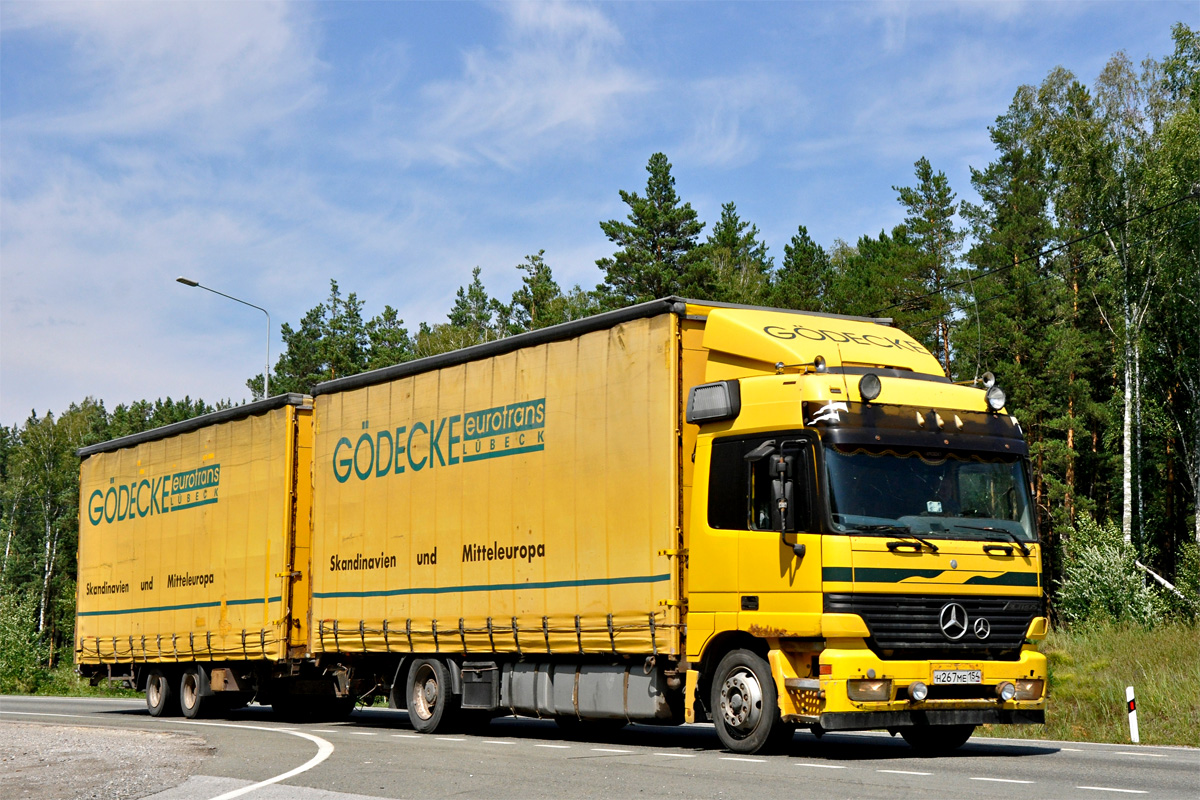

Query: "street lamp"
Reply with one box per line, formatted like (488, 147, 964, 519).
(176, 276, 272, 399)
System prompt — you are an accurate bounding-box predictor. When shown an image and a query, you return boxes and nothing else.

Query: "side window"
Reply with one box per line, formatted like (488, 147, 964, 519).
(707, 440, 745, 530)
(749, 458, 775, 530)
(707, 436, 813, 531)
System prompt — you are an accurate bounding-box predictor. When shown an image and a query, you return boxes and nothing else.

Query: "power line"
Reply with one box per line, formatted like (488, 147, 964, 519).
(902, 215, 1199, 332)
(868, 192, 1199, 318)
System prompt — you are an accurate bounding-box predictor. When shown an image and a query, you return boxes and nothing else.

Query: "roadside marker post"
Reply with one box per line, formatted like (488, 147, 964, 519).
(1126, 685, 1139, 743)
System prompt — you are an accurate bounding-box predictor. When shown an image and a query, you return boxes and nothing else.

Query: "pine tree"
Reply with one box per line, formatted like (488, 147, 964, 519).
(893, 158, 966, 374)
(770, 225, 833, 311)
(596, 153, 709, 305)
(707, 202, 772, 304)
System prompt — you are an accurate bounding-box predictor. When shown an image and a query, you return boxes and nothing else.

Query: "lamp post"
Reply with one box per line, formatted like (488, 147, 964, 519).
(176, 277, 272, 399)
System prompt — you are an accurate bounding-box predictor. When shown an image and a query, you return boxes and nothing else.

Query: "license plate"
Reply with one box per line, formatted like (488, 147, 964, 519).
(933, 669, 982, 684)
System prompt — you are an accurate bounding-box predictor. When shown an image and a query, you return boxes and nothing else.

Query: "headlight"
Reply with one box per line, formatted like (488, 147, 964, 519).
(996, 681, 1017, 701)
(986, 385, 1007, 411)
(859, 373, 882, 402)
(1015, 679, 1044, 700)
(908, 681, 929, 702)
(847, 679, 892, 701)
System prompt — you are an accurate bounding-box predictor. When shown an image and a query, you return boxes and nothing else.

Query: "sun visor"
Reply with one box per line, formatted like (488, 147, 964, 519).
(701, 308, 945, 376)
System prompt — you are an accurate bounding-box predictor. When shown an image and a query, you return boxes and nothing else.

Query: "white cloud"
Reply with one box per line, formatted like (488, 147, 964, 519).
(675, 72, 805, 168)
(2, 0, 322, 145)
(371, 1, 650, 169)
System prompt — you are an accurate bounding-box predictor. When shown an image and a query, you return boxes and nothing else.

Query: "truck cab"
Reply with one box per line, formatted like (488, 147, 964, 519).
(681, 304, 1047, 753)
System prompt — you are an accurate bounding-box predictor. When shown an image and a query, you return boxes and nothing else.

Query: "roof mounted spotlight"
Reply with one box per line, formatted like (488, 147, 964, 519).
(858, 373, 882, 402)
(986, 384, 1007, 411)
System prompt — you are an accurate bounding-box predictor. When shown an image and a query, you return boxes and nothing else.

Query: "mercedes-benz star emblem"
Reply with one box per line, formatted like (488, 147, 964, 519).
(939, 602, 969, 640)
(973, 617, 991, 640)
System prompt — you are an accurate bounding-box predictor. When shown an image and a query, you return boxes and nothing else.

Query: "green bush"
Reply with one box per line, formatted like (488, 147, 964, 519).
(0, 591, 50, 693)
(1056, 516, 1166, 628)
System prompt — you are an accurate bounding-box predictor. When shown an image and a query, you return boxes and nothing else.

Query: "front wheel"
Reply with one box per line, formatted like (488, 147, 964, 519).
(900, 724, 976, 754)
(710, 649, 786, 754)
(406, 658, 460, 734)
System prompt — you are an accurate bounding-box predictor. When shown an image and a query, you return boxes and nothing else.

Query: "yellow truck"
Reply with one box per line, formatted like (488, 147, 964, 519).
(77, 298, 1047, 753)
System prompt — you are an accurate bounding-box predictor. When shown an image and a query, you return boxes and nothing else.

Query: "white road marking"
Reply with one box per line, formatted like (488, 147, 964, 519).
(971, 777, 1035, 784)
(1060, 748, 1084, 751)
(348, 731, 376, 736)
(796, 763, 847, 769)
(0, 710, 334, 800)
(174, 721, 333, 800)
(535, 744, 571, 749)
(392, 734, 421, 738)
(309, 729, 339, 734)
(484, 740, 515, 745)
(877, 769, 932, 776)
(435, 737, 466, 742)
(721, 757, 766, 763)
(1077, 788, 1148, 795)
(1115, 752, 1166, 757)
(591, 748, 631, 753)
(654, 753, 696, 758)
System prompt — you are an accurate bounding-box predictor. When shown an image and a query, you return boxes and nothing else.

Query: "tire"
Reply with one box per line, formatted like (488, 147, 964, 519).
(146, 668, 180, 717)
(406, 658, 460, 734)
(900, 724, 976, 754)
(710, 649, 786, 754)
(179, 667, 206, 719)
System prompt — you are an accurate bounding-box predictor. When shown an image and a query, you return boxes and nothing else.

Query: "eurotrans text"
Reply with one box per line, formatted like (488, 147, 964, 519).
(87, 464, 221, 526)
(333, 399, 545, 483)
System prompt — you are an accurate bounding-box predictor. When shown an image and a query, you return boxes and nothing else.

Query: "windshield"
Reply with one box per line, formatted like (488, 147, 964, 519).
(824, 444, 1036, 541)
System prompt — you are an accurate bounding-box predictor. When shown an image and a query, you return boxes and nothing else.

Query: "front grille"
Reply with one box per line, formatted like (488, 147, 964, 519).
(824, 593, 1040, 661)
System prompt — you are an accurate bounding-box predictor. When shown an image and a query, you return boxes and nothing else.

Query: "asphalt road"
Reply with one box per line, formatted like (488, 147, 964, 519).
(1, 695, 1196, 800)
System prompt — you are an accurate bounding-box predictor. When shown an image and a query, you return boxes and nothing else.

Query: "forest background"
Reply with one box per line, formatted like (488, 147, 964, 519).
(1, 26, 1197, 679)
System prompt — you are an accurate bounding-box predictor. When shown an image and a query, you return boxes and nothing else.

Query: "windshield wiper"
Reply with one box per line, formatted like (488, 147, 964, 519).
(843, 523, 939, 553)
(952, 524, 1031, 556)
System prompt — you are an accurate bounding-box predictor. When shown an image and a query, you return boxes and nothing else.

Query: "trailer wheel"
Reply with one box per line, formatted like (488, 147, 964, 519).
(146, 669, 179, 717)
(900, 724, 976, 755)
(710, 649, 785, 754)
(179, 667, 206, 719)
(406, 658, 459, 733)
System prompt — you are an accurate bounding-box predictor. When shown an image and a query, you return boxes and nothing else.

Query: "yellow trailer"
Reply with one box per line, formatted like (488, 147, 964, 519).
(75, 394, 317, 717)
(77, 298, 1047, 753)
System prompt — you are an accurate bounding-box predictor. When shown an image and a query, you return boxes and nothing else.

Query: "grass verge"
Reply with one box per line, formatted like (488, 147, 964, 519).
(977, 621, 1199, 747)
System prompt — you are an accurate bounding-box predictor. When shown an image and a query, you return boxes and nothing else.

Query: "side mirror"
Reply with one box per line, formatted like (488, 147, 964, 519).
(744, 440, 776, 462)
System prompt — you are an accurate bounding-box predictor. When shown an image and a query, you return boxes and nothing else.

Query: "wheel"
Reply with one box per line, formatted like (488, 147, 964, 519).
(406, 658, 460, 733)
(900, 724, 976, 754)
(710, 649, 786, 754)
(179, 667, 207, 719)
(146, 668, 180, 717)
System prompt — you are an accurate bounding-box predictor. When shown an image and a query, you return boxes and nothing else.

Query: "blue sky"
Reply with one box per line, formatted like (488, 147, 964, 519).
(0, 1, 1193, 424)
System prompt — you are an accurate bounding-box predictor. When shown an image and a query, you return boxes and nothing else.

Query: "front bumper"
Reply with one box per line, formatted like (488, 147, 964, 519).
(819, 707, 1044, 731)
(771, 641, 1047, 729)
